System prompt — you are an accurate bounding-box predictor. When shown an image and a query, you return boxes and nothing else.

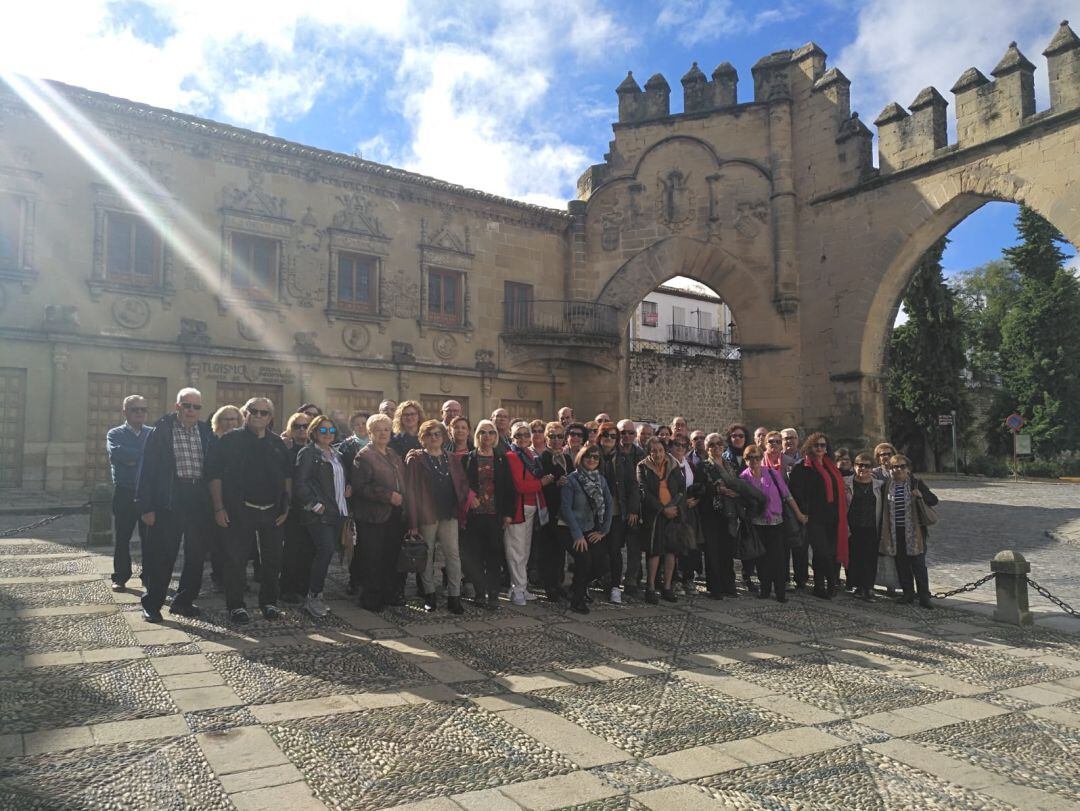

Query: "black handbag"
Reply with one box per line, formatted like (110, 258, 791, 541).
(396, 531, 428, 574)
(767, 468, 805, 548)
(663, 520, 696, 556)
(737, 523, 765, 561)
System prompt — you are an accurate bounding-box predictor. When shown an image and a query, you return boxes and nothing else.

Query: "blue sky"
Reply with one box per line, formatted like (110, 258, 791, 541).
(1, 1, 1074, 281)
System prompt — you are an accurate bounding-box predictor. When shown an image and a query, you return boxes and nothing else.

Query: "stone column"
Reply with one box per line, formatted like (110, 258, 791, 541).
(991, 550, 1033, 626)
(764, 92, 799, 315)
(45, 342, 71, 493)
(86, 482, 114, 546)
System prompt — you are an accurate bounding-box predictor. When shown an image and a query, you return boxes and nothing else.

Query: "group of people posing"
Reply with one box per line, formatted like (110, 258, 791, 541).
(106, 391, 939, 625)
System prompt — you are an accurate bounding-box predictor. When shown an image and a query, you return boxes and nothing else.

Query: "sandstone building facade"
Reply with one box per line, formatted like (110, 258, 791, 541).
(1, 23, 1078, 490)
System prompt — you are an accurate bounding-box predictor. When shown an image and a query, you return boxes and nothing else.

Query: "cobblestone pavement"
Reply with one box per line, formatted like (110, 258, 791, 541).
(1, 479, 1079, 810)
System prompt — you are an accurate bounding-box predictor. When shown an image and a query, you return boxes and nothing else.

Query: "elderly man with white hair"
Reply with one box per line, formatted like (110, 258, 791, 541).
(106, 394, 153, 592)
(136, 387, 215, 623)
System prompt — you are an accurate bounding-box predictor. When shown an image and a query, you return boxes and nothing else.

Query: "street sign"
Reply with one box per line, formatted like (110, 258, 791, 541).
(938, 414, 954, 426)
(1014, 433, 1032, 456)
(1006, 413, 1024, 432)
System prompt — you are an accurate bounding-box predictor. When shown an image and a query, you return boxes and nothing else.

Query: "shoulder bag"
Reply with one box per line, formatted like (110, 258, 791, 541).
(767, 468, 805, 548)
(911, 477, 938, 527)
(396, 530, 428, 574)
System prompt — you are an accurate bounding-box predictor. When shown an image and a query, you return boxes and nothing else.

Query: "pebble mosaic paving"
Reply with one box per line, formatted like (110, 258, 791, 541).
(2, 478, 1080, 810)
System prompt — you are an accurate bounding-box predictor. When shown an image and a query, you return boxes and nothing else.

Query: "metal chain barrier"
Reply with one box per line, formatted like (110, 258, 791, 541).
(932, 573, 994, 599)
(1026, 577, 1080, 618)
(0, 504, 89, 538)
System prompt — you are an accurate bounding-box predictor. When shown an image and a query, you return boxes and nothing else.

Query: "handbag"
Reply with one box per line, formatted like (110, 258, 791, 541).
(876, 553, 901, 590)
(396, 531, 428, 574)
(737, 523, 765, 561)
(912, 480, 938, 527)
(767, 468, 805, 548)
(339, 517, 356, 568)
(663, 520, 696, 556)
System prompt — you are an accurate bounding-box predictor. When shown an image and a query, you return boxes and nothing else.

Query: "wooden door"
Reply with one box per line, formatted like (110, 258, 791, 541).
(85, 373, 166, 485)
(0, 368, 26, 488)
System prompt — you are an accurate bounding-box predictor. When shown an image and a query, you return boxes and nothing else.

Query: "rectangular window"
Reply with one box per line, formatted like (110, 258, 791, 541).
(230, 232, 278, 298)
(105, 211, 160, 285)
(504, 281, 534, 329)
(672, 305, 686, 326)
(698, 310, 712, 330)
(337, 252, 377, 313)
(641, 300, 658, 327)
(0, 195, 21, 268)
(428, 267, 463, 326)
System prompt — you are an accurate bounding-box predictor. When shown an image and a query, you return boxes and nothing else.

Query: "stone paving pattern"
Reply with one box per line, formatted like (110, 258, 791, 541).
(0, 479, 1078, 809)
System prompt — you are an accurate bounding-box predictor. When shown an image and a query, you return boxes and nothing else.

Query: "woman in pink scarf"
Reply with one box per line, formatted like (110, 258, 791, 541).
(787, 432, 848, 599)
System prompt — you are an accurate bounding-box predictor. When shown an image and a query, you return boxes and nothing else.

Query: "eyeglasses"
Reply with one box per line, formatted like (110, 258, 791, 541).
(600, 432, 618, 439)
(478, 429, 497, 436)
(889, 464, 908, 471)
(127, 406, 148, 413)
(547, 433, 564, 440)
(179, 402, 203, 411)
(583, 454, 600, 461)
(293, 423, 310, 430)
(814, 442, 829, 448)
(729, 433, 745, 440)
(767, 438, 781, 445)
(568, 432, 583, 439)
(513, 433, 531, 440)
(318, 427, 336, 434)
(745, 454, 761, 460)
(856, 463, 872, 469)
(247, 408, 271, 417)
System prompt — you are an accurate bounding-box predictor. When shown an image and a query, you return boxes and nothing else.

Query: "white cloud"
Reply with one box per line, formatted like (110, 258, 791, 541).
(836, 1, 1075, 127)
(656, 0, 802, 47)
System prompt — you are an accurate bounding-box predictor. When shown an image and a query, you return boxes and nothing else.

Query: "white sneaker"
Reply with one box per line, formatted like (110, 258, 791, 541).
(522, 590, 539, 601)
(305, 593, 329, 618)
(511, 590, 527, 607)
(610, 587, 622, 605)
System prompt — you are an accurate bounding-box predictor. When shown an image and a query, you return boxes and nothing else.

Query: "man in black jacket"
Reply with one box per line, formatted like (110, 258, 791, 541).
(136, 387, 215, 623)
(598, 422, 641, 603)
(207, 397, 293, 624)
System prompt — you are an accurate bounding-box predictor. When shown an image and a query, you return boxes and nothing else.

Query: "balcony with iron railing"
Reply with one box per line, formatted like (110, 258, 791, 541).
(502, 299, 621, 345)
(668, 323, 728, 347)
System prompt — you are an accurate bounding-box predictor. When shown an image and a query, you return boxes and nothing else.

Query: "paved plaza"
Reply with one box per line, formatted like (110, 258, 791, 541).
(0, 479, 1079, 810)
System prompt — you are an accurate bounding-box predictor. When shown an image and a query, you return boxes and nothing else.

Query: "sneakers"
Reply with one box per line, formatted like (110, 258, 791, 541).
(110, 581, 125, 592)
(510, 589, 527, 607)
(141, 607, 162, 623)
(609, 587, 622, 605)
(261, 604, 282, 620)
(305, 593, 329, 618)
(230, 608, 250, 625)
(522, 590, 539, 601)
(169, 603, 201, 618)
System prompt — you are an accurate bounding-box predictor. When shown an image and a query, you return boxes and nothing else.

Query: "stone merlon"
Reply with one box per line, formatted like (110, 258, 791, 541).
(991, 42, 1036, 78)
(909, 86, 947, 112)
(874, 102, 908, 127)
(1043, 20, 1079, 57)
(950, 67, 990, 94)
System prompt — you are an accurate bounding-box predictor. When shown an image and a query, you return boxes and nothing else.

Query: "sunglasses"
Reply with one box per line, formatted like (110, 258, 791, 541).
(600, 432, 618, 439)
(293, 422, 310, 430)
(745, 454, 761, 460)
(583, 454, 600, 461)
(478, 429, 497, 436)
(127, 406, 148, 413)
(856, 463, 872, 469)
(547, 433, 564, 440)
(620, 429, 636, 435)
(179, 402, 203, 411)
(247, 408, 271, 417)
(568, 432, 583, 439)
(889, 464, 908, 470)
(767, 439, 781, 445)
(513, 433, 531, 440)
(318, 426, 337, 434)
(729, 433, 745, 439)
(877, 451, 894, 457)
(814, 442, 829, 448)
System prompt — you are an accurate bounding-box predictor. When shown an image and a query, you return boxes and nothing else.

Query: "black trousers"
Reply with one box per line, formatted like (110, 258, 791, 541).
(357, 512, 403, 610)
(463, 513, 507, 601)
(624, 520, 646, 588)
(848, 526, 879, 590)
(755, 523, 788, 598)
(535, 519, 565, 598)
(790, 542, 809, 586)
(224, 506, 284, 610)
(279, 512, 313, 597)
(701, 510, 736, 595)
(558, 526, 609, 606)
(895, 545, 930, 597)
(606, 516, 633, 589)
(140, 481, 210, 613)
(111, 485, 144, 586)
(811, 548, 839, 593)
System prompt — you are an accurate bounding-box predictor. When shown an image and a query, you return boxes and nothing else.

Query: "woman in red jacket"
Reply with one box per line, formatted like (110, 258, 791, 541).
(504, 420, 554, 606)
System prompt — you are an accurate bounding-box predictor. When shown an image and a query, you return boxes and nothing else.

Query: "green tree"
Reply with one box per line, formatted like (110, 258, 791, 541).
(886, 236, 969, 471)
(998, 207, 1080, 454)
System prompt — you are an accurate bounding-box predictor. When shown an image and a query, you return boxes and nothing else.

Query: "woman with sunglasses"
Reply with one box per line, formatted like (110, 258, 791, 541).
(872, 443, 896, 481)
(881, 453, 938, 608)
(722, 423, 756, 591)
(762, 431, 785, 471)
(565, 423, 587, 458)
(669, 434, 703, 595)
(530, 420, 548, 455)
(845, 452, 883, 600)
(293, 416, 351, 617)
(788, 432, 847, 599)
(390, 400, 425, 457)
(697, 433, 738, 599)
(560, 445, 613, 613)
(278, 411, 315, 604)
(405, 420, 470, 613)
(740, 444, 806, 603)
(505, 421, 554, 606)
(462, 420, 515, 609)
(207, 405, 244, 591)
(637, 436, 686, 603)
(540, 422, 574, 603)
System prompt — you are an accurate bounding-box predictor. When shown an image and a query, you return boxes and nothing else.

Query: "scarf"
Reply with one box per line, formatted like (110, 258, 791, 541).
(805, 455, 849, 566)
(577, 469, 607, 528)
(653, 457, 672, 505)
(512, 445, 543, 479)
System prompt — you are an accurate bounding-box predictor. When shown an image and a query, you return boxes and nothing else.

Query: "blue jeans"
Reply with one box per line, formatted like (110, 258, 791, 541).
(306, 520, 341, 595)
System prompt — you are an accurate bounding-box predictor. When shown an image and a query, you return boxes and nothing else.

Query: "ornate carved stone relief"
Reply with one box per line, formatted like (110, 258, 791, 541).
(223, 170, 287, 219)
(656, 169, 696, 232)
(420, 212, 471, 254)
(44, 305, 79, 333)
(294, 331, 321, 355)
(474, 349, 496, 371)
(178, 318, 210, 345)
(284, 207, 325, 308)
(381, 268, 419, 320)
(733, 201, 769, 239)
(237, 313, 267, 342)
(331, 192, 386, 237)
(120, 352, 140, 373)
(392, 341, 415, 363)
(439, 376, 453, 394)
(432, 332, 458, 360)
(342, 324, 370, 354)
(516, 383, 528, 398)
(600, 203, 623, 251)
(112, 297, 151, 330)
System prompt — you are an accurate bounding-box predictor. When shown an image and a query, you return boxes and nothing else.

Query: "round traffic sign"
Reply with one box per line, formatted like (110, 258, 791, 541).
(1005, 413, 1024, 431)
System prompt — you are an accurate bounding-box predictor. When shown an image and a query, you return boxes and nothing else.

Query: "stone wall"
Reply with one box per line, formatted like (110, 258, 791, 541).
(628, 348, 741, 432)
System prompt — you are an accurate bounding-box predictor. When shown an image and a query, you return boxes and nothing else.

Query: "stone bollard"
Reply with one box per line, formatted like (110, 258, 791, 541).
(86, 483, 114, 547)
(991, 550, 1033, 626)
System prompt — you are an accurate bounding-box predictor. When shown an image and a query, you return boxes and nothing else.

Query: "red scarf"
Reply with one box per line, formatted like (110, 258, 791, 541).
(806, 455, 849, 566)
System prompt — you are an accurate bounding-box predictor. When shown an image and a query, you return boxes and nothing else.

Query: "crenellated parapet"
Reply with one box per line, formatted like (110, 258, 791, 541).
(875, 22, 1080, 174)
(616, 62, 739, 124)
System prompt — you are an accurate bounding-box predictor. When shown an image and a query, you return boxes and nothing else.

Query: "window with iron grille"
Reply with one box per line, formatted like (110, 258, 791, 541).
(105, 211, 161, 286)
(337, 251, 377, 313)
(428, 267, 464, 327)
(641, 300, 658, 327)
(504, 281, 534, 328)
